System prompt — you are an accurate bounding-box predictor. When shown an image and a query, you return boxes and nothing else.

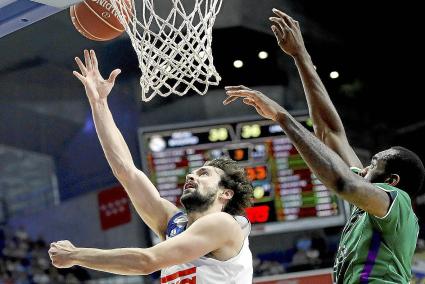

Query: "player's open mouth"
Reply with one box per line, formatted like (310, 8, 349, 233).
(183, 181, 197, 191)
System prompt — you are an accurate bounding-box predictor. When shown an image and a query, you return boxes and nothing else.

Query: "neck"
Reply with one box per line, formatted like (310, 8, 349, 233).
(186, 202, 223, 227)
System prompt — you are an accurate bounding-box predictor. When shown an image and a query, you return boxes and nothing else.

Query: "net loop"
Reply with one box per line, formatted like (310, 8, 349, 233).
(110, 0, 223, 101)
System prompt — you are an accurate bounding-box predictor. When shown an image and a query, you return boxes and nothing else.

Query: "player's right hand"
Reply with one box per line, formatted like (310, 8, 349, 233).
(224, 85, 286, 121)
(48, 240, 77, 269)
(73, 49, 121, 103)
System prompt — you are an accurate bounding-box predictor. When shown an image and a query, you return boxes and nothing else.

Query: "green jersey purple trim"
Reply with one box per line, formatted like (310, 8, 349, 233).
(359, 230, 382, 283)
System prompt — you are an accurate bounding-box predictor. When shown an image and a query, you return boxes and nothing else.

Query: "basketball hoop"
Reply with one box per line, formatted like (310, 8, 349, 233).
(109, 0, 223, 101)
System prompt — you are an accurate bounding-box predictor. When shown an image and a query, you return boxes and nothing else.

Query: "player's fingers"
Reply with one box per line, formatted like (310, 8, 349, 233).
(75, 57, 87, 75)
(269, 17, 292, 36)
(73, 71, 86, 84)
(224, 85, 250, 91)
(108, 69, 121, 84)
(48, 248, 57, 255)
(225, 90, 255, 98)
(243, 99, 266, 117)
(271, 25, 285, 43)
(243, 98, 256, 105)
(272, 8, 294, 28)
(223, 96, 239, 105)
(84, 49, 92, 70)
(90, 50, 98, 69)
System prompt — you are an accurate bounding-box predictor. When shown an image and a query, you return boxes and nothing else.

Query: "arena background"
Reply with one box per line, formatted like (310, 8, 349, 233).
(1, 0, 424, 283)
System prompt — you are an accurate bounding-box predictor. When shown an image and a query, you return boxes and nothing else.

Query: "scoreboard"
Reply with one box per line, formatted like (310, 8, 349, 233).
(139, 116, 349, 235)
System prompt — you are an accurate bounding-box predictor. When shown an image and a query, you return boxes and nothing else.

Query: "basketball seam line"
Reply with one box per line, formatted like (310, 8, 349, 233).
(83, 1, 125, 33)
(72, 6, 105, 40)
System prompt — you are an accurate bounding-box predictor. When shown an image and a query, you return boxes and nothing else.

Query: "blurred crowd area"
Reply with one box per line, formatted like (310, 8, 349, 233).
(0, 226, 90, 284)
(412, 238, 425, 284)
(252, 236, 425, 282)
(252, 233, 337, 277)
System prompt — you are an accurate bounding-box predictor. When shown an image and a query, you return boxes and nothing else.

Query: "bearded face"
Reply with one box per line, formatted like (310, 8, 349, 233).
(180, 187, 217, 213)
(180, 166, 225, 213)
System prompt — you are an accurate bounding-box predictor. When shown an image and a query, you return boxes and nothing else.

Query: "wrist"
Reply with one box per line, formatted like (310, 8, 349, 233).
(274, 109, 289, 124)
(69, 247, 82, 266)
(90, 98, 108, 109)
(292, 50, 311, 63)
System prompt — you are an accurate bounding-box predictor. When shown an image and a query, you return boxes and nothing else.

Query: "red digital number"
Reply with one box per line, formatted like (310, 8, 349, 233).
(245, 166, 267, 181)
(245, 206, 270, 223)
(233, 149, 245, 161)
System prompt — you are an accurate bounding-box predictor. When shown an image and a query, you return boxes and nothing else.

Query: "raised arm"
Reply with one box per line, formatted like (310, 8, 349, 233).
(73, 50, 178, 239)
(48, 213, 243, 275)
(224, 86, 390, 217)
(269, 9, 363, 169)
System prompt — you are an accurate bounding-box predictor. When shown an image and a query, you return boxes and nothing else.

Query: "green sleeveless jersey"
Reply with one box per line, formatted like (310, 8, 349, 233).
(333, 174, 419, 283)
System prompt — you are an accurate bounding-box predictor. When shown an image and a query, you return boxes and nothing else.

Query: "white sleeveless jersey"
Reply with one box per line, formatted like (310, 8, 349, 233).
(160, 211, 253, 284)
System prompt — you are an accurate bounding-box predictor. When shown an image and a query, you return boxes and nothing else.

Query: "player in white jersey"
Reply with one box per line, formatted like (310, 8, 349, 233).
(48, 50, 254, 283)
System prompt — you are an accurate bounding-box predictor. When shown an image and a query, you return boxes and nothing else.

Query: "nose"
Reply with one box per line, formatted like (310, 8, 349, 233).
(186, 173, 195, 182)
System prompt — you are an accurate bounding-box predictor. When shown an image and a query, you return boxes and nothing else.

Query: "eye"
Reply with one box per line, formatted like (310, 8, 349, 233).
(200, 171, 209, 176)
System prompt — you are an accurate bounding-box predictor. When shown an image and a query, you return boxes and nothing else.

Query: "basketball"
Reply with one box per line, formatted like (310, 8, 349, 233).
(70, 0, 132, 41)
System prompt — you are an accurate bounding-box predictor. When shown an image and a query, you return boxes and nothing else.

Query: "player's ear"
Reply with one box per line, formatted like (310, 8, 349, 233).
(385, 174, 400, 186)
(221, 189, 234, 201)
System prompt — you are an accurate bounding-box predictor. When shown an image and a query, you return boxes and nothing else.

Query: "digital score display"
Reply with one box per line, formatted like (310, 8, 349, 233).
(139, 117, 349, 235)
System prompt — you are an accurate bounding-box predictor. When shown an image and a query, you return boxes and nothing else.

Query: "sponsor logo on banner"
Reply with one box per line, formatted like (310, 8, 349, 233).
(98, 186, 131, 230)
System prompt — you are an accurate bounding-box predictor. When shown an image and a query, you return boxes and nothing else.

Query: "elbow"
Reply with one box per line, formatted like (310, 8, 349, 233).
(130, 266, 154, 276)
(122, 252, 157, 275)
(313, 125, 332, 145)
(135, 251, 159, 275)
(112, 167, 126, 180)
(112, 164, 135, 182)
(334, 176, 357, 196)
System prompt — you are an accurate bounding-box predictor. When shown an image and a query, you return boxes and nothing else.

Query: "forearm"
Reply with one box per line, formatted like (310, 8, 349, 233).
(71, 247, 153, 275)
(275, 111, 351, 192)
(293, 52, 344, 134)
(90, 100, 177, 239)
(90, 99, 135, 178)
(293, 53, 363, 168)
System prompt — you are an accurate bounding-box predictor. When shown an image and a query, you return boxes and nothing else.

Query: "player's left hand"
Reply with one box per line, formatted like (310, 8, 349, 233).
(48, 240, 77, 268)
(269, 8, 307, 58)
(224, 85, 286, 121)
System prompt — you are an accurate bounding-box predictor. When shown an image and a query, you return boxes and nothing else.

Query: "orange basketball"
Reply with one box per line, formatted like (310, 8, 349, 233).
(70, 0, 132, 41)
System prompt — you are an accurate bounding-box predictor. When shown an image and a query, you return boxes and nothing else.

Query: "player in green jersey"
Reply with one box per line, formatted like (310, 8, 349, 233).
(223, 8, 425, 284)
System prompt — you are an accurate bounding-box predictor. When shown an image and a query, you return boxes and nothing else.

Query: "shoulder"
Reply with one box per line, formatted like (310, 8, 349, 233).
(192, 213, 246, 259)
(373, 183, 412, 204)
(368, 183, 417, 231)
(191, 212, 243, 236)
(197, 212, 241, 227)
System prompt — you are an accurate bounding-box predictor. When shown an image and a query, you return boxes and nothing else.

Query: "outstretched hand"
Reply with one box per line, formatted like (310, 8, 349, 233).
(73, 49, 121, 103)
(224, 86, 286, 121)
(48, 240, 77, 269)
(269, 8, 307, 58)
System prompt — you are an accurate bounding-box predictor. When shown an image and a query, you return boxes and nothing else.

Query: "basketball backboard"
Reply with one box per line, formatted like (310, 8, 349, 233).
(0, 0, 82, 38)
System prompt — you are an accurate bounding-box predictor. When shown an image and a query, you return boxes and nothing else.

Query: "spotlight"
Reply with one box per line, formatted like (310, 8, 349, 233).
(233, 60, 244, 68)
(258, 51, 268, 59)
(330, 71, 339, 79)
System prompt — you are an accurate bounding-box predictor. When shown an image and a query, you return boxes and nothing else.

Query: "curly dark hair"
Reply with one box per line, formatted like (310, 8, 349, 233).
(205, 157, 253, 216)
(383, 146, 425, 198)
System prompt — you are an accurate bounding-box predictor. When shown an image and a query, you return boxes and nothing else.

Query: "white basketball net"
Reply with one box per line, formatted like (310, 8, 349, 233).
(109, 0, 223, 101)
